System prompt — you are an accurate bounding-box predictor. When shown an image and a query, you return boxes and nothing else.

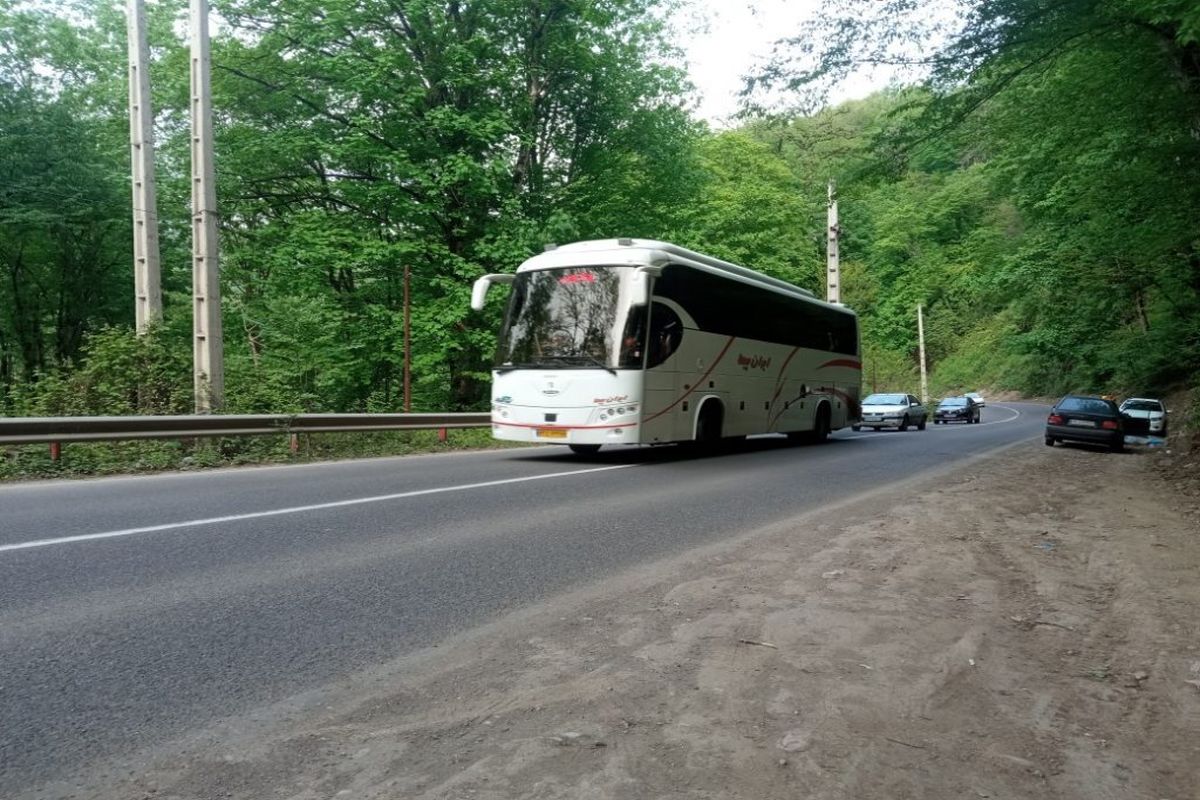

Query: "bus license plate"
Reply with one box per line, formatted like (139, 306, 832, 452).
(536, 428, 568, 439)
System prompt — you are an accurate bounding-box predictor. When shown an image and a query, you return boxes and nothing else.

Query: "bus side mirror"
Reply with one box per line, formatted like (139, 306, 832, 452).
(630, 266, 660, 307)
(471, 273, 514, 311)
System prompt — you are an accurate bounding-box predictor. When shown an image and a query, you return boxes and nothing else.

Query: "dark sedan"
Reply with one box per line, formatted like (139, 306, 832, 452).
(934, 396, 981, 424)
(1045, 395, 1125, 452)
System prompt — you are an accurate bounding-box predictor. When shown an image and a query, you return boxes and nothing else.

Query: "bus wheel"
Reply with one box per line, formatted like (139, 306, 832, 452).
(568, 444, 602, 456)
(811, 406, 831, 443)
(695, 403, 723, 448)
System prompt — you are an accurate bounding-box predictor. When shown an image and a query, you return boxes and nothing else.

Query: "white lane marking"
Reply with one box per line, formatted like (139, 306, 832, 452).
(0, 464, 639, 554)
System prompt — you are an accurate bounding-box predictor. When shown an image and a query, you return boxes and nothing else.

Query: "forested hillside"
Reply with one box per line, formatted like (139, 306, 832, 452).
(2, 0, 1198, 419)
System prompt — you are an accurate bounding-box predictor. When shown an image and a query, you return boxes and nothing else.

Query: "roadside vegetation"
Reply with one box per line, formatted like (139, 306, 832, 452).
(2, 0, 1198, 476)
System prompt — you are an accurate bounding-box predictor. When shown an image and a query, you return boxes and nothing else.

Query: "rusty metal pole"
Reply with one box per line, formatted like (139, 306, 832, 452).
(403, 263, 412, 413)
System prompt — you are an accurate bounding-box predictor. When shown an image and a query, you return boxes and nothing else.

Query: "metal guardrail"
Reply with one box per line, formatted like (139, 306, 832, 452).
(0, 413, 492, 446)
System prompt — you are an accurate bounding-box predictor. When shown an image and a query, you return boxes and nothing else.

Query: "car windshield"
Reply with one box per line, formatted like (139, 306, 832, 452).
(1122, 400, 1162, 412)
(495, 266, 642, 369)
(1058, 397, 1114, 414)
(939, 398, 968, 407)
(863, 394, 907, 405)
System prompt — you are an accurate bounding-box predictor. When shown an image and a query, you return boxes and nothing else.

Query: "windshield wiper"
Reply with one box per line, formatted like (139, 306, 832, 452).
(495, 361, 537, 374)
(497, 356, 617, 375)
(550, 355, 617, 375)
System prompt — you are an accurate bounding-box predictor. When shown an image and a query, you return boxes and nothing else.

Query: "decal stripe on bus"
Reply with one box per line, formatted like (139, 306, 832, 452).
(642, 336, 737, 424)
(767, 346, 803, 412)
(818, 358, 862, 370)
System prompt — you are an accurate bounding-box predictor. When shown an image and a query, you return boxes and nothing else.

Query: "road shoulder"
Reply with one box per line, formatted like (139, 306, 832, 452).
(70, 440, 1200, 800)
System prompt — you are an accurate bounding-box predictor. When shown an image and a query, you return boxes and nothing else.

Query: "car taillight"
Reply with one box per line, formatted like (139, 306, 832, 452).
(1047, 414, 1064, 424)
(1101, 419, 1119, 430)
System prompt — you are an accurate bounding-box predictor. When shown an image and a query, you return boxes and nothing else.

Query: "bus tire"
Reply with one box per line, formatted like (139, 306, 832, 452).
(568, 444, 601, 456)
(695, 401, 723, 448)
(811, 404, 831, 443)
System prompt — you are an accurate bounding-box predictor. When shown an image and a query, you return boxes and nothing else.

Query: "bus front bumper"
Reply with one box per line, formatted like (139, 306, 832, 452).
(491, 417, 642, 445)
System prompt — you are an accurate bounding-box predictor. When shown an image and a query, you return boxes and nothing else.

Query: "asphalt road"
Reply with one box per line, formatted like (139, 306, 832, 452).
(0, 402, 1046, 796)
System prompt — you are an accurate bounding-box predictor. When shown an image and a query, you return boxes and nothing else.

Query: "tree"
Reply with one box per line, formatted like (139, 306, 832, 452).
(204, 0, 696, 409)
(749, 0, 1200, 393)
(0, 0, 131, 387)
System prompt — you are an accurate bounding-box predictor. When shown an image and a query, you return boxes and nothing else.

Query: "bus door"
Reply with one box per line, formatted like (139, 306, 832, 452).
(640, 301, 686, 442)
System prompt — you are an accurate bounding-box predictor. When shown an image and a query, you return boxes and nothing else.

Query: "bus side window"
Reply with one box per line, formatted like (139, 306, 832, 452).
(619, 305, 647, 368)
(646, 302, 683, 369)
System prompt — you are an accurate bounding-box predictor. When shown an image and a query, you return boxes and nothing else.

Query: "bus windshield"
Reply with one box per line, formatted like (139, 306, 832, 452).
(496, 266, 643, 370)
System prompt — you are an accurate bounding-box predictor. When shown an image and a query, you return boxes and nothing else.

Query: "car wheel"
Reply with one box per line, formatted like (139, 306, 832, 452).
(917, 415, 927, 431)
(1044, 436, 1055, 446)
(851, 424, 861, 432)
(1110, 440, 1125, 453)
(898, 415, 909, 432)
(568, 444, 601, 456)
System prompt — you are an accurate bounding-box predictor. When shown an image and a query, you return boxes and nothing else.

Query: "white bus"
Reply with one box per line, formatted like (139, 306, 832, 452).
(471, 239, 861, 454)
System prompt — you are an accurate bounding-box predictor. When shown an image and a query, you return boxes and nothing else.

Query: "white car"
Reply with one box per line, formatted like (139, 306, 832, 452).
(965, 391, 986, 408)
(1119, 397, 1168, 436)
(853, 393, 927, 431)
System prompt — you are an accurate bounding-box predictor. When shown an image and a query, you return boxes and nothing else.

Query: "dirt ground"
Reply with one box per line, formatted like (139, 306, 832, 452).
(79, 433, 1200, 800)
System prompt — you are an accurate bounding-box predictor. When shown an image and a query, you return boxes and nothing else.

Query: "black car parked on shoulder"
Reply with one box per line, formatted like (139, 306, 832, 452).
(1045, 395, 1125, 452)
(934, 396, 981, 424)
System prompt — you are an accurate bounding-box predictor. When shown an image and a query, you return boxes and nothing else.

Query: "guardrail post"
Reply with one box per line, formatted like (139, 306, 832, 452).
(49, 442, 62, 462)
(438, 427, 448, 443)
(289, 433, 300, 455)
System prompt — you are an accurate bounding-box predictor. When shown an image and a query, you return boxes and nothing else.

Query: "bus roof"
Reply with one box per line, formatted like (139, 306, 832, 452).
(516, 239, 853, 315)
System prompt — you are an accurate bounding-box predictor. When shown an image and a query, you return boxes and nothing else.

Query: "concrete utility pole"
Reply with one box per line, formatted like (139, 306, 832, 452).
(403, 264, 412, 413)
(126, 0, 162, 333)
(917, 304, 929, 405)
(826, 179, 840, 305)
(190, 0, 224, 412)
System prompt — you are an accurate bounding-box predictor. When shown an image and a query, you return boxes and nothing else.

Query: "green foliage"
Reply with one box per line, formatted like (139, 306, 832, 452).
(7, 324, 192, 416)
(748, 0, 1200, 400)
(205, 0, 696, 410)
(0, 0, 131, 384)
(667, 133, 821, 289)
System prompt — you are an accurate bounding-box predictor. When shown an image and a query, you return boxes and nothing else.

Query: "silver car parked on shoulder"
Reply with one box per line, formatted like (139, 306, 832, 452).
(1118, 397, 1167, 437)
(853, 393, 928, 431)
